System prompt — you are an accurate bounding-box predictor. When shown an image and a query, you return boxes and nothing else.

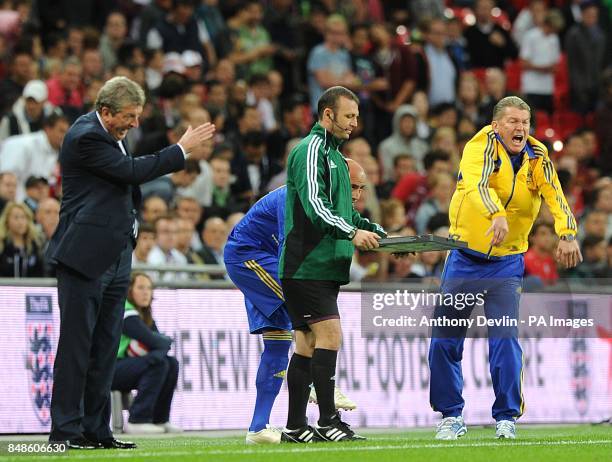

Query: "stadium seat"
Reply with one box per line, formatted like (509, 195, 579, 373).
(554, 53, 569, 111)
(111, 390, 134, 433)
(504, 60, 522, 93)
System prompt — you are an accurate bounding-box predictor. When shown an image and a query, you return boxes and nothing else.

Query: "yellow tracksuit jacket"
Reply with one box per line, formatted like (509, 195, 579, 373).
(449, 126, 577, 257)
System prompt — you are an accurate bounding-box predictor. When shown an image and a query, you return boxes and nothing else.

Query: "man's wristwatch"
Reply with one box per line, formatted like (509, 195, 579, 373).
(348, 228, 357, 240)
(560, 234, 576, 241)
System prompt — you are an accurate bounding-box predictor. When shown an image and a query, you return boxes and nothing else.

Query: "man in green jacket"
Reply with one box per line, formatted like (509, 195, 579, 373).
(280, 86, 385, 443)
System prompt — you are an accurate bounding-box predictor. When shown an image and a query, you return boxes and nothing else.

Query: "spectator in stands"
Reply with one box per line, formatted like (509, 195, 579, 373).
(132, 222, 156, 266)
(370, 22, 420, 144)
(230, 0, 275, 79)
(565, 1, 606, 114)
(232, 130, 279, 201)
(35, 196, 60, 276)
(195, 0, 230, 59)
(456, 72, 483, 125)
(0, 45, 34, 116)
(0, 79, 56, 141)
(380, 198, 407, 234)
(0, 201, 44, 277)
(411, 90, 432, 141)
(141, 158, 201, 205)
(141, 195, 169, 225)
(392, 150, 452, 226)
(378, 105, 429, 177)
(446, 16, 468, 72)
(520, 9, 564, 115)
(262, 0, 302, 95)
(307, 15, 357, 116)
(0, 113, 68, 201)
(198, 216, 227, 270)
(100, 11, 128, 71)
(430, 102, 459, 130)
(0, 172, 17, 214)
(463, 0, 518, 69)
(149, 0, 215, 71)
(23, 176, 49, 214)
(136, 0, 172, 48)
(113, 272, 180, 434)
(580, 210, 608, 242)
(423, 18, 457, 108)
(479, 67, 508, 123)
(512, 0, 548, 48)
(246, 73, 276, 132)
(414, 171, 455, 234)
(35, 197, 59, 245)
(208, 156, 246, 219)
(267, 97, 306, 163)
(377, 154, 416, 200)
(45, 58, 84, 121)
(174, 216, 203, 265)
(81, 48, 105, 87)
(148, 215, 188, 282)
(175, 196, 203, 251)
(524, 221, 559, 287)
(567, 234, 607, 279)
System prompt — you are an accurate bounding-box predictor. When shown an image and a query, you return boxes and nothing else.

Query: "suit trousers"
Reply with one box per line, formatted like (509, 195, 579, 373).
(49, 242, 132, 442)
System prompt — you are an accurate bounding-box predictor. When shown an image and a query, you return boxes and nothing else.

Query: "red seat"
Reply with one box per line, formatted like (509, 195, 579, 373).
(554, 53, 569, 112)
(552, 110, 584, 139)
(505, 60, 522, 93)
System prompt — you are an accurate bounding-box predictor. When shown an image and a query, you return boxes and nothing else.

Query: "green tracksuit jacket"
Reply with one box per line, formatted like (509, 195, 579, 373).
(279, 123, 385, 284)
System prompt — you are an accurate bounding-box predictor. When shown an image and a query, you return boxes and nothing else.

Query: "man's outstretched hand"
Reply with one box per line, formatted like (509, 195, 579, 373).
(178, 123, 216, 157)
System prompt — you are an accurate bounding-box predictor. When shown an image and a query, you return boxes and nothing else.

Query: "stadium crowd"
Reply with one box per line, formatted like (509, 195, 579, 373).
(0, 0, 610, 286)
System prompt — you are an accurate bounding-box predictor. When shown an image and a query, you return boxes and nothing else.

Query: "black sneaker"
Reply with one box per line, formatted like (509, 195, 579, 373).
(281, 425, 318, 443)
(314, 414, 366, 442)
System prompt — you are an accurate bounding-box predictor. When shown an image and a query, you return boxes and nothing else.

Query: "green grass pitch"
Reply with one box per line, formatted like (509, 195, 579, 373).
(1, 425, 610, 462)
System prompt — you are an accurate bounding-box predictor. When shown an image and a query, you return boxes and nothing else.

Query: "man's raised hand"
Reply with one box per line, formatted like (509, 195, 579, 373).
(178, 123, 216, 156)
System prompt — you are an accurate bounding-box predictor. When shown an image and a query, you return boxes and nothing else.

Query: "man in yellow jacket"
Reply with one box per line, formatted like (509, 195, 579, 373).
(429, 96, 582, 440)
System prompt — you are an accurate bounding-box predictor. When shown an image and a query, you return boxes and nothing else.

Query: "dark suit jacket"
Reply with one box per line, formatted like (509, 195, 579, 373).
(46, 111, 185, 279)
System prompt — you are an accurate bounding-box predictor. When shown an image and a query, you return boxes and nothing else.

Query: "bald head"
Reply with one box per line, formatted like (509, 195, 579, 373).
(346, 158, 367, 204)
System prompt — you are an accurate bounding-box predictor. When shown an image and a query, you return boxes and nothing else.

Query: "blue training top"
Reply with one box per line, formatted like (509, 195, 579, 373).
(224, 186, 286, 263)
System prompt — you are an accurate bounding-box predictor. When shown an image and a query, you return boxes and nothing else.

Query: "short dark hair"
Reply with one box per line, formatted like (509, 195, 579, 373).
(317, 86, 359, 120)
(25, 176, 48, 189)
(237, 104, 258, 121)
(183, 158, 202, 175)
(137, 222, 156, 236)
(582, 234, 604, 251)
(393, 154, 414, 168)
(248, 73, 269, 87)
(426, 213, 450, 234)
(242, 130, 266, 147)
(530, 221, 554, 238)
(423, 150, 450, 171)
(42, 112, 68, 128)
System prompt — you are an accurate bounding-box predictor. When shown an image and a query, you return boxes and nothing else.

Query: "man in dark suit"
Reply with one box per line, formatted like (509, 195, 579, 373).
(46, 76, 215, 449)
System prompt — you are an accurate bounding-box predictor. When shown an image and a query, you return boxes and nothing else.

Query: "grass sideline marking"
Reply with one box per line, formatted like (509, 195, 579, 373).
(1, 438, 611, 460)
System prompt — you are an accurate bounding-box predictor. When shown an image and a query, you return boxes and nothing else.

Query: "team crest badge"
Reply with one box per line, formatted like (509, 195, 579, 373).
(26, 294, 55, 426)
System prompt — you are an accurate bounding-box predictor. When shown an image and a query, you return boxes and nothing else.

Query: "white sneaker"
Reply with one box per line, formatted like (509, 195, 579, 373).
(309, 386, 357, 411)
(156, 422, 183, 433)
(124, 422, 165, 434)
(246, 426, 281, 444)
(435, 416, 467, 440)
(495, 420, 516, 439)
